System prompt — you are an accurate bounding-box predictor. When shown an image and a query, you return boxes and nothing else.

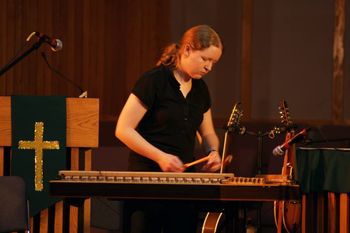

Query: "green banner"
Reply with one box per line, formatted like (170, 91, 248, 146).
(296, 148, 350, 193)
(11, 96, 67, 216)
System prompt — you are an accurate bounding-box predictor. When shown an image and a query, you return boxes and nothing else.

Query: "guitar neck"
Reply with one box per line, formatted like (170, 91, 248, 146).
(220, 130, 231, 173)
(282, 131, 296, 177)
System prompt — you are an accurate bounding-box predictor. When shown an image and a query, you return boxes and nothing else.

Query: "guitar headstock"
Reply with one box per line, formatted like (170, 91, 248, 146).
(278, 99, 293, 128)
(227, 102, 243, 132)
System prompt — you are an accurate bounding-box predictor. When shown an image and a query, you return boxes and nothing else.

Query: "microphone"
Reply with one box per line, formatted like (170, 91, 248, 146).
(33, 32, 63, 52)
(272, 128, 309, 156)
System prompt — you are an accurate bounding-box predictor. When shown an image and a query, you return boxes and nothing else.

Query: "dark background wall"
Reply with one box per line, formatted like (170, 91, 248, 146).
(1, 0, 349, 123)
(1, 0, 349, 232)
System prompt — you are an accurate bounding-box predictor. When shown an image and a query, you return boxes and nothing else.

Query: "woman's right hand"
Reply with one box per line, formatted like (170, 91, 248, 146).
(157, 153, 185, 172)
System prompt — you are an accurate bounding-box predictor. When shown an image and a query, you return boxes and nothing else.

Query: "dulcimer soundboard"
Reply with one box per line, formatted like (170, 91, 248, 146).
(49, 170, 300, 202)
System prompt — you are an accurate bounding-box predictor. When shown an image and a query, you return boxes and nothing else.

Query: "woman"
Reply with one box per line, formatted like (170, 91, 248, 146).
(115, 24, 223, 233)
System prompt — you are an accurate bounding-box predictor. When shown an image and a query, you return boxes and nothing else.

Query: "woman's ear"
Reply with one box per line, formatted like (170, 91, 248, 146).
(184, 44, 192, 57)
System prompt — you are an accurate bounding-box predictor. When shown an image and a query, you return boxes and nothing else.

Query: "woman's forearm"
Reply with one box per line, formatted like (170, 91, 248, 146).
(115, 126, 165, 163)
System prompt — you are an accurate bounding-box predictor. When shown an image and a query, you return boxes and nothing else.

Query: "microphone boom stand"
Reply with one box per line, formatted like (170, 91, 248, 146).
(0, 37, 46, 76)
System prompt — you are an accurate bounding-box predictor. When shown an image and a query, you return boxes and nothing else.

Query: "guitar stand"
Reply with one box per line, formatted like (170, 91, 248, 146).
(243, 129, 274, 175)
(240, 127, 279, 233)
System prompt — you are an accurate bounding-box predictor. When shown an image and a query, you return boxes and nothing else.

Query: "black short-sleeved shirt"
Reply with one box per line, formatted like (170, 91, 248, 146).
(128, 65, 211, 171)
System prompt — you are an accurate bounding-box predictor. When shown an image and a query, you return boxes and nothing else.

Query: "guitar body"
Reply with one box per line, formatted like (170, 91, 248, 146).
(274, 200, 301, 233)
(202, 212, 224, 233)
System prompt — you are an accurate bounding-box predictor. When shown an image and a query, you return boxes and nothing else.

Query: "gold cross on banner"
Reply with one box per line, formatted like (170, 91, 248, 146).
(18, 122, 60, 191)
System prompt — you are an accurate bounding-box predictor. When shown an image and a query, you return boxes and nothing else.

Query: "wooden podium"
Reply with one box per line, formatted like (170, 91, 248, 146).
(0, 96, 99, 233)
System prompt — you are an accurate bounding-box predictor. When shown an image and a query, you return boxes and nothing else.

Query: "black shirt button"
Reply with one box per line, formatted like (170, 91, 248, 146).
(184, 117, 188, 121)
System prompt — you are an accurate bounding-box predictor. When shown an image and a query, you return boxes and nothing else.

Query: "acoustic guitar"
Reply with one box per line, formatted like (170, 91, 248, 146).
(201, 102, 243, 233)
(273, 100, 301, 233)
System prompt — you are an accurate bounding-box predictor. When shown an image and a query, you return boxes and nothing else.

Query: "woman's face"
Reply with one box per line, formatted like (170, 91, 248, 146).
(180, 45, 222, 79)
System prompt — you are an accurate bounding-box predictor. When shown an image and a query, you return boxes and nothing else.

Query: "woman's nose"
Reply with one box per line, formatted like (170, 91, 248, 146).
(204, 63, 212, 72)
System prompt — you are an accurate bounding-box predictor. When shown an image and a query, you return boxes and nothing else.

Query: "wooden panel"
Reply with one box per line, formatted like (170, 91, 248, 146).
(317, 193, 325, 232)
(0, 97, 11, 146)
(0, 0, 347, 123)
(340, 193, 349, 233)
(54, 201, 63, 233)
(66, 98, 99, 147)
(84, 149, 92, 233)
(302, 193, 349, 233)
(0, 0, 170, 120)
(0, 96, 99, 147)
(302, 195, 306, 233)
(69, 147, 80, 233)
(328, 193, 336, 233)
(39, 209, 49, 233)
(332, 0, 345, 122)
(240, 0, 253, 119)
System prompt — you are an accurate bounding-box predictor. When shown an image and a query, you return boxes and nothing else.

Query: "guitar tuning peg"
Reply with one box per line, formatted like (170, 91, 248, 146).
(239, 126, 246, 135)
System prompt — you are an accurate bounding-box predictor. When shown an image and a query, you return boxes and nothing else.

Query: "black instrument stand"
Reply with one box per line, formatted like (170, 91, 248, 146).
(243, 129, 273, 175)
(239, 127, 281, 233)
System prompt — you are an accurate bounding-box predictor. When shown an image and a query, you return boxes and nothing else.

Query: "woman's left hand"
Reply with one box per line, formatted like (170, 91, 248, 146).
(202, 150, 221, 172)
